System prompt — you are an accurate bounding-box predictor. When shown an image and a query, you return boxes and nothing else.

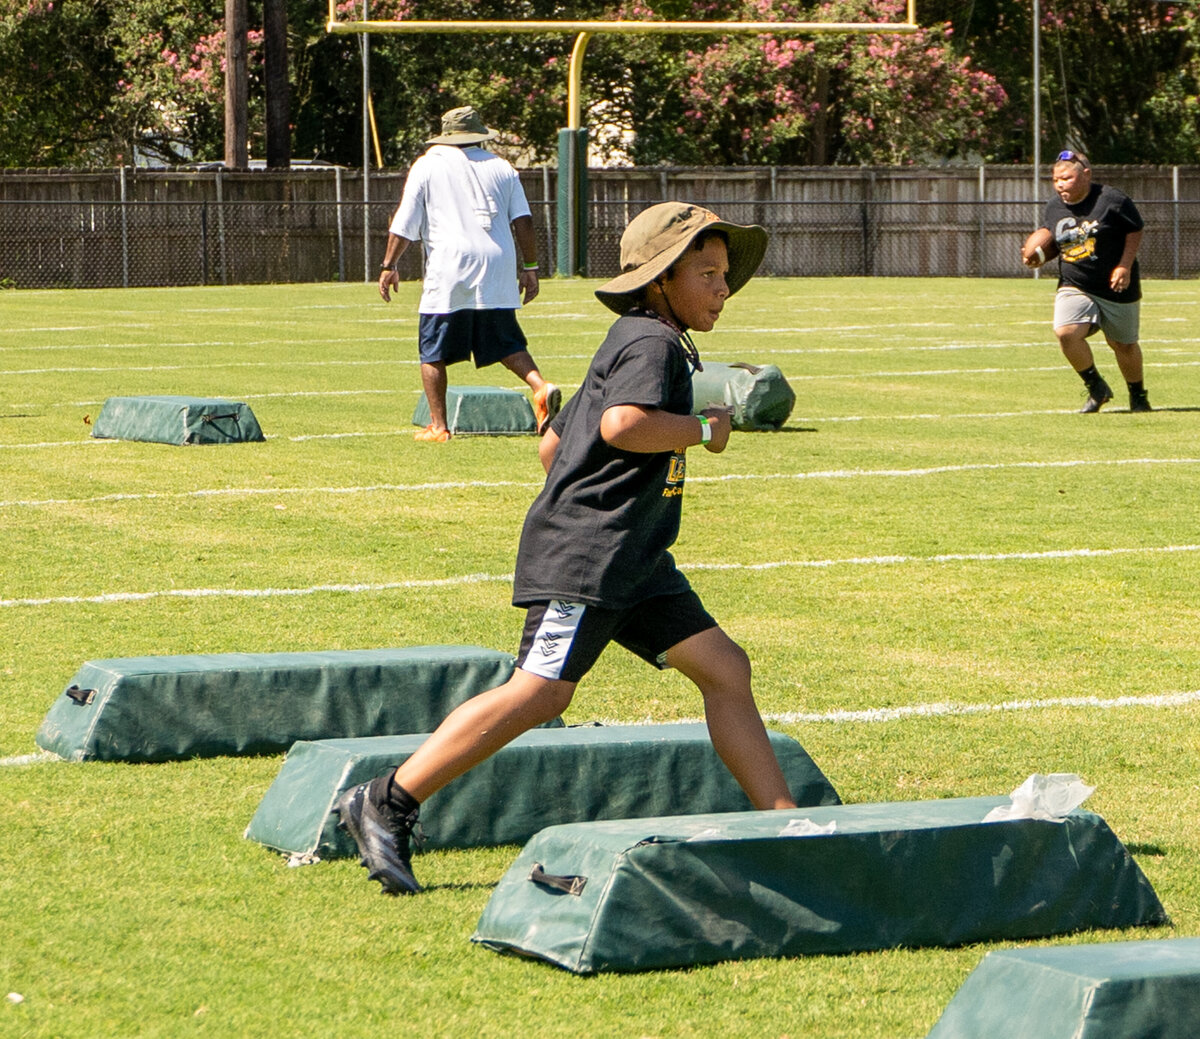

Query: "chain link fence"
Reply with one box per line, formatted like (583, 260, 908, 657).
(3, 197, 1199, 289)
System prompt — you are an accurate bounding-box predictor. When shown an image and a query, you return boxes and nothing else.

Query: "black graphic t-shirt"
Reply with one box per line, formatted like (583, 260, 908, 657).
(1041, 183, 1144, 303)
(512, 313, 695, 609)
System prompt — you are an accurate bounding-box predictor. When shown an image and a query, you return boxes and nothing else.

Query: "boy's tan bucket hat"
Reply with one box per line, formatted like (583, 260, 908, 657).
(427, 106, 498, 146)
(595, 202, 768, 314)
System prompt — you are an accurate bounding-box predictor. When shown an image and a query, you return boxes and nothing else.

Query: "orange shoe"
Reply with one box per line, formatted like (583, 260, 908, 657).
(415, 424, 451, 442)
(532, 383, 561, 435)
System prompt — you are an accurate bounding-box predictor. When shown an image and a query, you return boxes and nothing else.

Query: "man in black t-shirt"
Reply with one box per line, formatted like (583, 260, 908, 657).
(1022, 150, 1150, 413)
(336, 203, 799, 896)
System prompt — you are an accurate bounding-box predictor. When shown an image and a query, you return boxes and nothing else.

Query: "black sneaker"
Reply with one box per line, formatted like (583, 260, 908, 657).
(335, 777, 422, 895)
(1129, 391, 1152, 413)
(1079, 379, 1113, 414)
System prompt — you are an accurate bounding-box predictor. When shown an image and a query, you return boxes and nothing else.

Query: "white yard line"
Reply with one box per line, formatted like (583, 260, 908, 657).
(4, 457, 1196, 510)
(0, 479, 540, 509)
(7, 688, 1197, 767)
(0, 752, 60, 767)
(3, 544, 1197, 609)
(603, 689, 1200, 729)
(0, 573, 513, 609)
(687, 543, 1200, 572)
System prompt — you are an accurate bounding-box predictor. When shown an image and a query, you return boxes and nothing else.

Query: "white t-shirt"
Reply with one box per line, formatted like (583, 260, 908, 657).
(389, 145, 533, 314)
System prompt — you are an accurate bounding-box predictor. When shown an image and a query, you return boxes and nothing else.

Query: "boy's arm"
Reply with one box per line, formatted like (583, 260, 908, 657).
(601, 404, 731, 454)
(538, 427, 560, 473)
(1111, 229, 1142, 292)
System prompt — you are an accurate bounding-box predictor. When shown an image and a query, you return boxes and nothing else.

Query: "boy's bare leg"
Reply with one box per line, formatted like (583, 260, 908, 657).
(391, 669, 575, 802)
(665, 627, 796, 811)
(500, 349, 548, 394)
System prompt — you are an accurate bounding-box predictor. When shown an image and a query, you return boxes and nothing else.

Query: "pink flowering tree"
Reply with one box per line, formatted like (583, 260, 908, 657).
(837, 16, 1008, 164)
(104, 1, 239, 163)
(639, 0, 1009, 165)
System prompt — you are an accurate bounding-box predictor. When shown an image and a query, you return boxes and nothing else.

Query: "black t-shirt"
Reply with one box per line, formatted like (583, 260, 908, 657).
(1041, 183, 1144, 303)
(512, 313, 695, 609)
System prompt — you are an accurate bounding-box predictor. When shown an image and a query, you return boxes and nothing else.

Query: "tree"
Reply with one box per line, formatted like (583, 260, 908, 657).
(0, 1, 119, 166)
(595, 0, 1009, 165)
(921, 0, 1198, 164)
(2, 0, 1199, 168)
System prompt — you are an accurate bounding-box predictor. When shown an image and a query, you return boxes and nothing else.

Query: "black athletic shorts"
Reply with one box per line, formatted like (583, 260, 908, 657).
(417, 309, 528, 367)
(516, 590, 717, 684)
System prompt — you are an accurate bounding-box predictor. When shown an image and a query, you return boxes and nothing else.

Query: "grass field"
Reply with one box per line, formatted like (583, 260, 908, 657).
(2, 275, 1198, 1038)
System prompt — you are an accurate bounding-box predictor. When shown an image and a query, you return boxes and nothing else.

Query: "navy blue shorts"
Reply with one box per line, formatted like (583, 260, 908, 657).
(418, 310, 528, 367)
(516, 590, 718, 684)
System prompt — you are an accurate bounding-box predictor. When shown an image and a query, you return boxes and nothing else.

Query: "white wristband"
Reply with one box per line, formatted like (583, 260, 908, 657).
(698, 416, 713, 444)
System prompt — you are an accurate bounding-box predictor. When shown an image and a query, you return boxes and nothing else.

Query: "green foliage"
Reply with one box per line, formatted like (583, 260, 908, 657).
(923, 0, 1200, 163)
(618, 0, 1008, 165)
(2, 0, 1200, 167)
(103, 0, 229, 163)
(0, 1, 119, 166)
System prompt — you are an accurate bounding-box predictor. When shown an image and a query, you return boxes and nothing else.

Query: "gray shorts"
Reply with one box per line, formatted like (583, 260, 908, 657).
(1054, 286, 1140, 344)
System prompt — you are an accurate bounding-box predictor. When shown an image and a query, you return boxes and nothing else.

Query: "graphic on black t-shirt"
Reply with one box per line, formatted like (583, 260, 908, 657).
(1057, 217, 1099, 264)
(664, 452, 686, 497)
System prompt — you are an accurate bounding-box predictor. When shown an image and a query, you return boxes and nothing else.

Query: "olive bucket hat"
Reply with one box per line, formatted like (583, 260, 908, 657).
(426, 105, 498, 146)
(595, 202, 768, 315)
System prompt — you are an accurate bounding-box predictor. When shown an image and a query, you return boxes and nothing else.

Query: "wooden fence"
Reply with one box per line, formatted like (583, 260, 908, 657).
(2, 164, 1198, 288)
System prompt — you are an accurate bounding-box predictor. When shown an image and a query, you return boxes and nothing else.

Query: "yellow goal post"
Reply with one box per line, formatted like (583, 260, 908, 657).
(326, 2, 921, 275)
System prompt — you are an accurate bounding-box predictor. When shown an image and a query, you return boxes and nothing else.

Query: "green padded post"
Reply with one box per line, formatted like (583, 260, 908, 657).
(556, 128, 589, 277)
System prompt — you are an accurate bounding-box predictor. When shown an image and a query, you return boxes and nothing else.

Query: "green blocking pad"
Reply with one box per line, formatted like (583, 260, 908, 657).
(90, 395, 265, 444)
(926, 939, 1200, 1039)
(472, 797, 1167, 974)
(690, 361, 795, 431)
(411, 386, 536, 435)
(36, 646, 532, 763)
(245, 723, 840, 857)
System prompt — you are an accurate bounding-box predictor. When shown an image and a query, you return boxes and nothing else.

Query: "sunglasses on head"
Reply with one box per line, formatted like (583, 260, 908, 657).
(1057, 149, 1088, 165)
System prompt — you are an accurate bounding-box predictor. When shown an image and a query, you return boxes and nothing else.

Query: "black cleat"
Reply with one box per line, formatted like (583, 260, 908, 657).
(335, 777, 422, 895)
(1129, 391, 1152, 413)
(1079, 379, 1113, 414)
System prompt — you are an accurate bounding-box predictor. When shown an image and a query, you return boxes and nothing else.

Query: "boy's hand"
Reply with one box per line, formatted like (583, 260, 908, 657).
(700, 406, 733, 453)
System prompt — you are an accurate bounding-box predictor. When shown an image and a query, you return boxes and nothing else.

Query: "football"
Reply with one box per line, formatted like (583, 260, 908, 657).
(1022, 227, 1060, 268)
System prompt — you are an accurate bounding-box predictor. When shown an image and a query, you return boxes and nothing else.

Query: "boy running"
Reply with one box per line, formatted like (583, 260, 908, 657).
(338, 202, 797, 895)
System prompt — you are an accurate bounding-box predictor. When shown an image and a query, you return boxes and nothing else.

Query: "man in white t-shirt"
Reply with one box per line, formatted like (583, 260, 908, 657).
(378, 106, 560, 442)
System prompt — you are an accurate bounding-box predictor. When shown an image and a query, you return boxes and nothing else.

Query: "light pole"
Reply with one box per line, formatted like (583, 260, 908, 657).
(1032, 0, 1041, 277)
(362, 0, 371, 281)
(1032, 0, 1041, 216)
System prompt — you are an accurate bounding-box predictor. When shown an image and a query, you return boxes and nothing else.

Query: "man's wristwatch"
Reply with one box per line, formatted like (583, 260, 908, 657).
(380, 262, 395, 272)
